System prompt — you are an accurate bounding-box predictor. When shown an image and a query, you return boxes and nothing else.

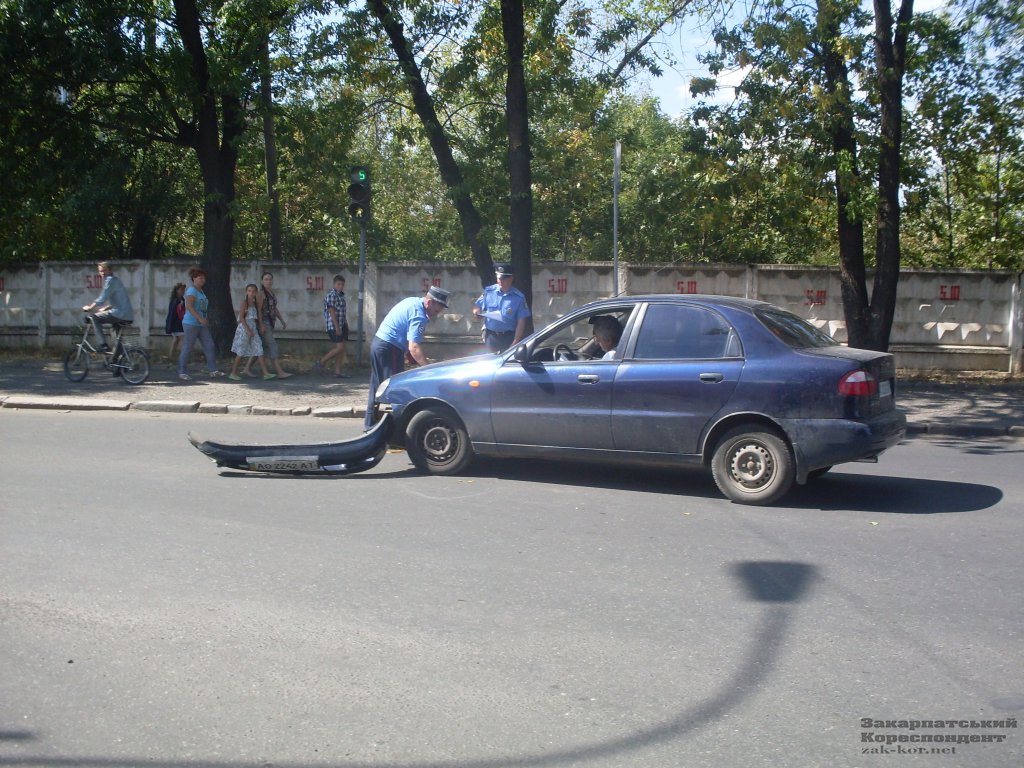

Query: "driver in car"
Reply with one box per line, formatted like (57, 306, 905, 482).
(591, 316, 623, 360)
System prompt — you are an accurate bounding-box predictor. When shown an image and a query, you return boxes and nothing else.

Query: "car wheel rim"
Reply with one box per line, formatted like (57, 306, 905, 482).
(729, 441, 774, 489)
(422, 422, 456, 461)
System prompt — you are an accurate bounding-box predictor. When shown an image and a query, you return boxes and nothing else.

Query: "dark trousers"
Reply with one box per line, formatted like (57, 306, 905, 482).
(484, 329, 515, 353)
(88, 311, 124, 349)
(366, 338, 406, 430)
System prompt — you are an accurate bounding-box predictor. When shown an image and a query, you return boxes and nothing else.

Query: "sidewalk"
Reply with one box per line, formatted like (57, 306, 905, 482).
(1, 356, 1022, 438)
(0, 357, 370, 418)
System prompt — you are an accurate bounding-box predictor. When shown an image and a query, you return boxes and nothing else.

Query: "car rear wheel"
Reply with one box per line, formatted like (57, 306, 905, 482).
(405, 407, 473, 475)
(711, 426, 794, 505)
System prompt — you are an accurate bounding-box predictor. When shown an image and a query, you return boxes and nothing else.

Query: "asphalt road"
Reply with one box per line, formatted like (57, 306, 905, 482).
(1, 410, 1022, 768)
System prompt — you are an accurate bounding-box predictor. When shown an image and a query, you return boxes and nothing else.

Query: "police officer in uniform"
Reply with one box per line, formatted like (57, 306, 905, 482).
(364, 285, 450, 431)
(473, 264, 532, 353)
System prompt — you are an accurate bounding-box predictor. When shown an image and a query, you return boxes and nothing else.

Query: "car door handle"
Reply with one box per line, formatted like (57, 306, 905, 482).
(578, 374, 600, 384)
(699, 373, 725, 383)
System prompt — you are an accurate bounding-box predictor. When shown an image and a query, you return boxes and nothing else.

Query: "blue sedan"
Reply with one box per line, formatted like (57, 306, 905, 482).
(373, 295, 907, 505)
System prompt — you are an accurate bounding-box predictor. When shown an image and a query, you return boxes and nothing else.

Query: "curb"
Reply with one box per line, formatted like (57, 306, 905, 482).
(905, 422, 1024, 438)
(1, 395, 132, 411)
(133, 400, 200, 413)
(0, 396, 365, 418)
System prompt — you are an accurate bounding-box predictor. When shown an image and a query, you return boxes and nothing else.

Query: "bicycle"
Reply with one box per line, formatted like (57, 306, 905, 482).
(63, 316, 151, 385)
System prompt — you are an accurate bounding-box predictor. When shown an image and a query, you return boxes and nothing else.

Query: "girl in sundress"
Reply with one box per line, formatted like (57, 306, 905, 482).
(229, 284, 275, 380)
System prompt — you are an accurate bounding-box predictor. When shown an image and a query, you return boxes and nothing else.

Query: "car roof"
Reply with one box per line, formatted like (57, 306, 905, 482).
(578, 294, 769, 312)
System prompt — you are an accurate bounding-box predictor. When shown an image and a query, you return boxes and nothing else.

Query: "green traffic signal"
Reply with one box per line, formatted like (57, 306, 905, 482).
(348, 165, 371, 223)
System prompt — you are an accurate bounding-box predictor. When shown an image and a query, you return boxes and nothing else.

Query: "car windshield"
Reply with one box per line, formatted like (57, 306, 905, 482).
(755, 306, 837, 349)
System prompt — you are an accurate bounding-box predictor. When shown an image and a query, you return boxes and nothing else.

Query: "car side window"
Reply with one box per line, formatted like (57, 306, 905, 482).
(633, 304, 738, 360)
(527, 308, 634, 362)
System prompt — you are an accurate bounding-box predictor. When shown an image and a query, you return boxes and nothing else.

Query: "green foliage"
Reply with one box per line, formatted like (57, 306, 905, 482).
(0, 0, 1018, 274)
(901, 1, 1024, 269)
(0, 0, 203, 262)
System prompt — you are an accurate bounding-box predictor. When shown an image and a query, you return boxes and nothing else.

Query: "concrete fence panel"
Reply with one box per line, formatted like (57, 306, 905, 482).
(1, 260, 1021, 372)
(754, 266, 849, 342)
(530, 262, 618, 328)
(626, 264, 750, 302)
(0, 265, 45, 341)
(893, 270, 1016, 347)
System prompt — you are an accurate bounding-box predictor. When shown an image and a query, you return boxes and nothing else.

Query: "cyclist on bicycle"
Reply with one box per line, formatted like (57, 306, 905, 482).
(82, 261, 134, 352)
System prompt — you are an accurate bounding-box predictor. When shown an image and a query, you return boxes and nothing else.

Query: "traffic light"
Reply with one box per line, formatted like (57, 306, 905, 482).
(347, 165, 371, 223)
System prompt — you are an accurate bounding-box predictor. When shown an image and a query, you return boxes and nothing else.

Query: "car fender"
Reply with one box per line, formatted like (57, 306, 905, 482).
(700, 411, 802, 472)
(387, 396, 491, 449)
(378, 357, 499, 446)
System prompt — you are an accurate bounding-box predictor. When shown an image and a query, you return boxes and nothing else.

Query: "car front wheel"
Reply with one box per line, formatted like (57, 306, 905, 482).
(405, 407, 473, 475)
(711, 426, 794, 505)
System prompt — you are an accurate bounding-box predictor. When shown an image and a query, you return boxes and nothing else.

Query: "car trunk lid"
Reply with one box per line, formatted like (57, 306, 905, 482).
(801, 346, 898, 417)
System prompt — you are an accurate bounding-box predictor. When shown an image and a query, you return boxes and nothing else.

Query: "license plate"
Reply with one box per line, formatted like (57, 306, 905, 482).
(247, 456, 320, 472)
(879, 380, 892, 398)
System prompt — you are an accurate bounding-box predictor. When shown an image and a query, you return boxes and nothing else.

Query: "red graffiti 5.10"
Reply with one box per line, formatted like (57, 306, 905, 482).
(676, 280, 698, 294)
(805, 289, 827, 306)
(939, 284, 961, 301)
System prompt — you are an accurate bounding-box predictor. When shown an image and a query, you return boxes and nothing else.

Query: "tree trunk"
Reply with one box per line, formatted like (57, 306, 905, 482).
(502, 0, 534, 314)
(261, 36, 282, 263)
(173, 0, 243, 352)
(870, 0, 914, 351)
(127, 209, 157, 261)
(819, 10, 871, 348)
(193, 124, 241, 351)
(368, 0, 495, 290)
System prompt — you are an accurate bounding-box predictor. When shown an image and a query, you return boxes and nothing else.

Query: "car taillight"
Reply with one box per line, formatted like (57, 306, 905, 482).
(838, 370, 878, 397)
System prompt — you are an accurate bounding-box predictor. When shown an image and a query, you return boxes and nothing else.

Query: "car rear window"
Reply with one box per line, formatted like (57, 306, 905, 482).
(755, 306, 837, 349)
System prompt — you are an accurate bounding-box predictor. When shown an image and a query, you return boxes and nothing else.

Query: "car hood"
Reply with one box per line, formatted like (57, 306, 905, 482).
(381, 353, 501, 398)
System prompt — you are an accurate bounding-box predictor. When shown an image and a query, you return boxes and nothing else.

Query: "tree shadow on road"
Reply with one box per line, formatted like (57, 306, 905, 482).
(0, 561, 817, 768)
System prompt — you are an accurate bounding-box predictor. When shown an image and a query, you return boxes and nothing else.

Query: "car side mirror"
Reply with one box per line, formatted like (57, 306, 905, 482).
(512, 343, 530, 363)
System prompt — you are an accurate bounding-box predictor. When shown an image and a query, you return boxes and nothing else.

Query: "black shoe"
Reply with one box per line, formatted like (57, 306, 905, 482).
(99, 345, 111, 353)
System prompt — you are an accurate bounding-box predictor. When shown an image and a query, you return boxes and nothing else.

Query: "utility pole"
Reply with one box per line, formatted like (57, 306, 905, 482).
(613, 140, 621, 295)
(347, 166, 372, 365)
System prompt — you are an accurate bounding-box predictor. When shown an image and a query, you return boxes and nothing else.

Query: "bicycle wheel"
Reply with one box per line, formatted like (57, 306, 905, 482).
(118, 347, 150, 385)
(63, 346, 90, 382)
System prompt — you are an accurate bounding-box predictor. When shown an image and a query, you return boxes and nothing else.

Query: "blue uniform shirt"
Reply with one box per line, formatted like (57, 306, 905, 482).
(375, 296, 429, 351)
(474, 283, 530, 333)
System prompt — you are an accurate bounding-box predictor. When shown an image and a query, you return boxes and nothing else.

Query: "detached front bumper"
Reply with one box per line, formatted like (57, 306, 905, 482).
(188, 414, 393, 475)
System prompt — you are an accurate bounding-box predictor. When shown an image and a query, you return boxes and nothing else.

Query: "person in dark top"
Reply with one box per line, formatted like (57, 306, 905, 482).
(165, 282, 186, 360)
